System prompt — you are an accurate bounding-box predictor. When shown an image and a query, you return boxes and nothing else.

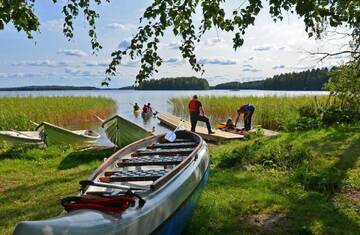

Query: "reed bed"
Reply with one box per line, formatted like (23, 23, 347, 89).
(169, 95, 327, 130)
(0, 96, 116, 130)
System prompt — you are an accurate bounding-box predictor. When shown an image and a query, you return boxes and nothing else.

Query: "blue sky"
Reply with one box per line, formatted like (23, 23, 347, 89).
(0, 1, 350, 88)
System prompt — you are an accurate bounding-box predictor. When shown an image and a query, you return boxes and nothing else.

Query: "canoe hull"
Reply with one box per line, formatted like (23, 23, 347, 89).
(102, 115, 152, 148)
(13, 132, 210, 235)
(36, 122, 99, 146)
(0, 131, 42, 146)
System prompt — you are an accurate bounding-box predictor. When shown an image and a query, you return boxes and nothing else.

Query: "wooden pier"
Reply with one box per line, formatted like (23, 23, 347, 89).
(158, 114, 244, 142)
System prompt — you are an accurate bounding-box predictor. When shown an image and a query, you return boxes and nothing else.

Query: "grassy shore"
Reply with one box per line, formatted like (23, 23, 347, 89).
(170, 95, 327, 130)
(0, 96, 116, 130)
(184, 124, 360, 234)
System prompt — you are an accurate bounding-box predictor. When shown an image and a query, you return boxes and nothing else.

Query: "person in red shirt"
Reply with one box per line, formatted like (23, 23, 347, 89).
(188, 95, 215, 134)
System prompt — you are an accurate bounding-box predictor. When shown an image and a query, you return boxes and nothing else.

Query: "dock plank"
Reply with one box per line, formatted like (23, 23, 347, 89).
(158, 114, 244, 141)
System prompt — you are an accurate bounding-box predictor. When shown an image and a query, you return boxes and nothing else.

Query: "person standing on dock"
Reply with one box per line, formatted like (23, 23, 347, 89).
(188, 95, 215, 134)
(234, 104, 255, 131)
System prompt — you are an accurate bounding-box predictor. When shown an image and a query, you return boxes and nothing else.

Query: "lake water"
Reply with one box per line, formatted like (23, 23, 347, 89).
(0, 89, 328, 145)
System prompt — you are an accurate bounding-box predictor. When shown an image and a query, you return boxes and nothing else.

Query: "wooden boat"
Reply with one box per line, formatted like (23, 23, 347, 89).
(35, 122, 100, 146)
(141, 111, 153, 119)
(102, 115, 153, 148)
(14, 130, 210, 235)
(158, 114, 244, 141)
(0, 131, 42, 146)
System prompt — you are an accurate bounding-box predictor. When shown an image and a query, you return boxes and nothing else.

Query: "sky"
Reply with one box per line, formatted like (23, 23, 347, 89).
(0, 0, 351, 88)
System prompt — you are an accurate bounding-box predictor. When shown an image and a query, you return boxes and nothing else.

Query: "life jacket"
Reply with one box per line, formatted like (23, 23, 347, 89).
(143, 105, 148, 113)
(188, 99, 198, 113)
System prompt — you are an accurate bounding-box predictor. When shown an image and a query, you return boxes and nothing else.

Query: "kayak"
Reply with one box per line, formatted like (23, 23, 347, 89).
(102, 115, 153, 148)
(13, 130, 210, 235)
(0, 131, 42, 146)
(141, 111, 153, 119)
(35, 122, 100, 146)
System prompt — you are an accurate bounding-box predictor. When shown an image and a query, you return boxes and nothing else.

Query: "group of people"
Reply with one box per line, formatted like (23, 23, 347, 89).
(188, 95, 255, 134)
(133, 103, 152, 113)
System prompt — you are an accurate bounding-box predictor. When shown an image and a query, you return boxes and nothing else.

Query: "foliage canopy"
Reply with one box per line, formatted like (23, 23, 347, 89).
(0, 0, 359, 85)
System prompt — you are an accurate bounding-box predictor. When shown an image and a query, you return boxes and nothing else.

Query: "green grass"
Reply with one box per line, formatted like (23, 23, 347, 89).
(170, 95, 327, 130)
(184, 124, 360, 234)
(0, 96, 116, 130)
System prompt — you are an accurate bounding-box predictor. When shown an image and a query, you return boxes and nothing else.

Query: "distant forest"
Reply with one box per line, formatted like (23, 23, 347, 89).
(136, 76, 210, 90)
(215, 68, 332, 90)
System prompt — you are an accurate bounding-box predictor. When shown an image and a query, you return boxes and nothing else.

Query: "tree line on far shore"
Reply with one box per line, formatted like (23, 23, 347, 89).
(215, 68, 332, 90)
(135, 76, 210, 90)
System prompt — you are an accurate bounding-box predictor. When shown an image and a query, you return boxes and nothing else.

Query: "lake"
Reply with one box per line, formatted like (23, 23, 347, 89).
(0, 89, 328, 145)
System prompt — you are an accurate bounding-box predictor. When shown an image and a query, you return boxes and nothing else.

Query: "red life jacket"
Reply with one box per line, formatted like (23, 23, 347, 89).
(188, 99, 198, 113)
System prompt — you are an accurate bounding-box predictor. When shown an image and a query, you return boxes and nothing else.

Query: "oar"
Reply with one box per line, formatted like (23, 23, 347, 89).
(165, 120, 185, 142)
(79, 180, 148, 191)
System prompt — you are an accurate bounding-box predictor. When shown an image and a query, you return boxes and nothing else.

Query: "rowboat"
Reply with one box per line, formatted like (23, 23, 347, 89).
(14, 130, 210, 235)
(0, 131, 42, 146)
(102, 115, 153, 148)
(35, 122, 100, 146)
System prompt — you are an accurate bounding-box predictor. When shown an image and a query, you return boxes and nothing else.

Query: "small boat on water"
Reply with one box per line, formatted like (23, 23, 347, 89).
(141, 111, 153, 119)
(35, 122, 100, 146)
(0, 131, 42, 146)
(14, 130, 210, 235)
(102, 115, 153, 148)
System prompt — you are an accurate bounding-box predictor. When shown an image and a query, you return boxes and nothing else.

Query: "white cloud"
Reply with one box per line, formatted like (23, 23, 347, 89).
(106, 22, 136, 31)
(57, 49, 87, 57)
(85, 61, 110, 67)
(64, 68, 103, 77)
(290, 65, 314, 71)
(163, 57, 184, 64)
(253, 44, 273, 51)
(0, 72, 54, 78)
(12, 60, 70, 67)
(241, 64, 260, 72)
(168, 42, 181, 50)
(43, 19, 63, 32)
(199, 57, 236, 65)
(118, 40, 131, 50)
(272, 64, 286, 70)
(204, 37, 225, 46)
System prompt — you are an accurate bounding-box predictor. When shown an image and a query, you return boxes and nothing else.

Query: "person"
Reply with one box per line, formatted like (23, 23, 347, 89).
(147, 103, 152, 112)
(142, 104, 149, 113)
(225, 118, 235, 130)
(188, 95, 215, 134)
(133, 102, 140, 111)
(234, 104, 255, 131)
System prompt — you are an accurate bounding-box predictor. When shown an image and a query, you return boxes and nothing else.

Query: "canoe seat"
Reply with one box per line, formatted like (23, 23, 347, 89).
(100, 169, 170, 182)
(117, 156, 184, 167)
(132, 148, 195, 157)
(147, 142, 198, 149)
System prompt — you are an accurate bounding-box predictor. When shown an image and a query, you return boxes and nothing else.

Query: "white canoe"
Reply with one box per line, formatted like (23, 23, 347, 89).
(0, 131, 42, 146)
(14, 130, 209, 235)
(36, 122, 100, 146)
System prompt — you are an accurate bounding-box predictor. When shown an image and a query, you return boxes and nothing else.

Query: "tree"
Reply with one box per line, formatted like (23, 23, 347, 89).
(1, 0, 359, 85)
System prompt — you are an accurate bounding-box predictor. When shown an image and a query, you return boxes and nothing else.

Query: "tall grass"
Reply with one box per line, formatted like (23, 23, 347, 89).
(0, 96, 116, 130)
(169, 95, 327, 130)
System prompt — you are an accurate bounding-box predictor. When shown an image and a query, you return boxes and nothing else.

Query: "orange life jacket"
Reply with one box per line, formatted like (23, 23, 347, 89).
(188, 99, 198, 113)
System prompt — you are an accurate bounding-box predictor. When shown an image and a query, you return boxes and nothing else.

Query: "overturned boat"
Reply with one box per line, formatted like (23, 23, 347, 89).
(102, 115, 152, 148)
(36, 122, 100, 146)
(14, 130, 209, 235)
(0, 131, 42, 146)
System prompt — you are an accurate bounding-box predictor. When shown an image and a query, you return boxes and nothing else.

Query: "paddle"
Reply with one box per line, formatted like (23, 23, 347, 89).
(165, 120, 185, 142)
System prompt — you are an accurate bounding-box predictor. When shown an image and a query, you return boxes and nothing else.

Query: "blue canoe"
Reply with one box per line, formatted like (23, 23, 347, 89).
(14, 130, 209, 235)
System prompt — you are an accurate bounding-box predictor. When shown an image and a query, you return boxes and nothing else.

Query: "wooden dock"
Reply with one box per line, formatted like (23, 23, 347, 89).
(158, 114, 244, 142)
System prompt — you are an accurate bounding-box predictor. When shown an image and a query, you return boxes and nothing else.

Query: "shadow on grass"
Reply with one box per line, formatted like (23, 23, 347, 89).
(0, 169, 90, 232)
(57, 147, 116, 170)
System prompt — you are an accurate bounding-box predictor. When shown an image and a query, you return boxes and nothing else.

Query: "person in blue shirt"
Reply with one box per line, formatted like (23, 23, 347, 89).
(234, 104, 255, 131)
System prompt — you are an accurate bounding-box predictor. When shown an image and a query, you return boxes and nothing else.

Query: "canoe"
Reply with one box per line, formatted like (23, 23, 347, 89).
(0, 131, 42, 146)
(102, 115, 153, 148)
(133, 109, 141, 114)
(35, 122, 100, 146)
(14, 130, 210, 235)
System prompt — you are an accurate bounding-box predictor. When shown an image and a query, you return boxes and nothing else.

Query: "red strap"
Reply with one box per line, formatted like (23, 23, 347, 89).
(64, 195, 135, 213)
